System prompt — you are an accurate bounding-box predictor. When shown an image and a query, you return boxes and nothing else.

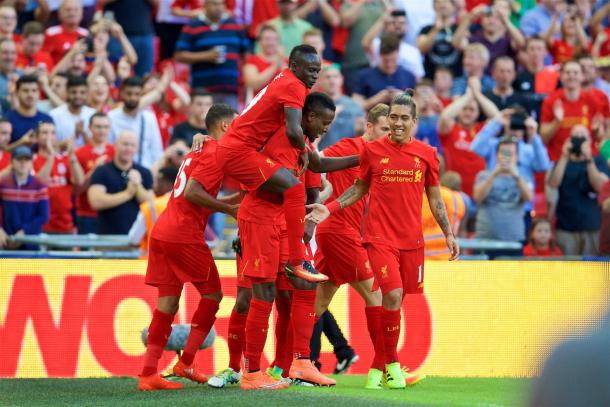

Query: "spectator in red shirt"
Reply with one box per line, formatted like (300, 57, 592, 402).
(74, 112, 115, 234)
(438, 76, 500, 196)
(0, 5, 19, 43)
(433, 67, 453, 107)
(523, 218, 563, 257)
(578, 53, 610, 121)
(540, 61, 605, 162)
(44, 0, 88, 65)
(542, 8, 589, 64)
(171, 0, 204, 18)
(33, 121, 85, 233)
(243, 24, 286, 96)
(0, 117, 11, 177)
(16, 22, 54, 72)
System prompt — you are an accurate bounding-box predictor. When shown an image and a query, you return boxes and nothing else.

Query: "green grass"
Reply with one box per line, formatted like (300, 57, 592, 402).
(0, 376, 531, 407)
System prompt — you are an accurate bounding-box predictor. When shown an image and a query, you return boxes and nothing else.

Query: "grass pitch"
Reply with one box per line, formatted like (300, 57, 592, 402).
(0, 375, 531, 407)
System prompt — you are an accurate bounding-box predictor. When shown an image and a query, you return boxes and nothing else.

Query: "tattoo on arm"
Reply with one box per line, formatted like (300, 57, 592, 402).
(336, 180, 368, 209)
(432, 199, 453, 237)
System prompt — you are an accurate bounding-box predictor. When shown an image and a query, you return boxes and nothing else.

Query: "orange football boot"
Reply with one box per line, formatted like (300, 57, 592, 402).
(138, 374, 184, 391)
(172, 359, 208, 384)
(289, 359, 336, 386)
(240, 370, 289, 390)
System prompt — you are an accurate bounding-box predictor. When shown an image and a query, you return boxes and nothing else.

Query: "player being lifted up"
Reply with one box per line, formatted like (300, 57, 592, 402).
(216, 44, 325, 283)
(307, 94, 460, 389)
(209, 93, 359, 390)
(138, 105, 239, 391)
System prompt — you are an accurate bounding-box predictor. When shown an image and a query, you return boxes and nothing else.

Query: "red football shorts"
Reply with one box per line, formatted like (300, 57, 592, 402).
(146, 238, 221, 295)
(238, 219, 290, 289)
(364, 244, 425, 295)
(217, 145, 282, 191)
(314, 231, 373, 286)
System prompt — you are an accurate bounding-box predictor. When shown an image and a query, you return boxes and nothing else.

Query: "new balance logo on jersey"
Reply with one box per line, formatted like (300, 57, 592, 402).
(380, 157, 390, 164)
(266, 158, 275, 167)
(414, 157, 421, 167)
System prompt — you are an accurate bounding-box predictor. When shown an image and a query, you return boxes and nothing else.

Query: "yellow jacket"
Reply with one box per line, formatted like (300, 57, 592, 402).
(422, 187, 465, 259)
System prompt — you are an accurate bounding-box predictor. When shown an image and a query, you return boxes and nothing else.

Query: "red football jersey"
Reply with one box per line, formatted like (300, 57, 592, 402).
(440, 122, 485, 197)
(523, 244, 563, 257)
(0, 150, 10, 171)
(75, 144, 115, 217)
(359, 136, 440, 250)
(33, 153, 74, 232)
(16, 50, 54, 71)
(317, 137, 366, 235)
(238, 133, 320, 226)
(44, 25, 88, 64)
(540, 89, 604, 161)
(220, 69, 307, 152)
(151, 141, 224, 244)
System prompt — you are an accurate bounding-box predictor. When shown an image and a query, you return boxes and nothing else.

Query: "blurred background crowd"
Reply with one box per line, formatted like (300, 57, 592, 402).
(0, 0, 609, 259)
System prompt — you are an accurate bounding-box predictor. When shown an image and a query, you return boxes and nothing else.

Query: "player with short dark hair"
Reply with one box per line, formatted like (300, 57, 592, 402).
(216, 44, 325, 283)
(307, 93, 460, 389)
(137, 104, 239, 391)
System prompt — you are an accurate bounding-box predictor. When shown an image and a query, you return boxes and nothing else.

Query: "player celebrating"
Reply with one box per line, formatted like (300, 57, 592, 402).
(306, 94, 460, 389)
(216, 44, 325, 283)
(313, 104, 390, 390)
(138, 105, 239, 391)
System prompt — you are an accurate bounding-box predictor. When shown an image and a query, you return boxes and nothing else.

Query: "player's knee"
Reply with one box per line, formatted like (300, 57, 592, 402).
(253, 282, 276, 303)
(364, 289, 382, 307)
(157, 297, 180, 315)
(383, 289, 403, 310)
(203, 290, 223, 303)
(289, 275, 316, 291)
(235, 292, 252, 314)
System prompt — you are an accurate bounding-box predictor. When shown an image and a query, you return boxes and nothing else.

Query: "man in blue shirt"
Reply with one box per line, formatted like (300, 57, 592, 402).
(450, 43, 495, 97)
(520, 0, 562, 38)
(7, 74, 53, 144)
(175, 0, 249, 110)
(0, 145, 49, 250)
(352, 33, 416, 110)
(471, 108, 550, 233)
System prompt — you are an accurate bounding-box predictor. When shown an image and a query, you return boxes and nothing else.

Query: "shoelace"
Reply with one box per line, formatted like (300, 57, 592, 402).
(302, 260, 319, 275)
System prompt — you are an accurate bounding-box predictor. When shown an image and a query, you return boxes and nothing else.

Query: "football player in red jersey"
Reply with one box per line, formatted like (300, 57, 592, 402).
(313, 104, 389, 389)
(209, 93, 358, 390)
(307, 93, 460, 389)
(138, 104, 240, 391)
(216, 44, 325, 283)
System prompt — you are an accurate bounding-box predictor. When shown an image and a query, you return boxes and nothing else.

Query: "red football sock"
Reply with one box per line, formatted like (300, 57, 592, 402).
(381, 308, 401, 364)
(272, 296, 291, 369)
(180, 298, 220, 366)
(141, 309, 174, 376)
(228, 309, 248, 372)
(283, 183, 306, 266)
(244, 299, 273, 372)
(365, 306, 385, 370)
(279, 320, 294, 372)
(291, 289, 316, 359)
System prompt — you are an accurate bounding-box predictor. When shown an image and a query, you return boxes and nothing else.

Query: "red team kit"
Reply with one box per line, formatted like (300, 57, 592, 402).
(139, 57, 445, 391)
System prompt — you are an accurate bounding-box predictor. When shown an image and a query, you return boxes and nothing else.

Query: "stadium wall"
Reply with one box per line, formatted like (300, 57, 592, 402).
(0, 259, 608, 378)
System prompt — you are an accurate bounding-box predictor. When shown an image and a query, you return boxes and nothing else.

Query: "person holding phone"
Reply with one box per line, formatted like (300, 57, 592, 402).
(547, 125, 610, 255)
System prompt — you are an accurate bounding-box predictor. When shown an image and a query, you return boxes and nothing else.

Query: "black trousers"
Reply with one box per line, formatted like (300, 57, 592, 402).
(309, 311, 354, 362)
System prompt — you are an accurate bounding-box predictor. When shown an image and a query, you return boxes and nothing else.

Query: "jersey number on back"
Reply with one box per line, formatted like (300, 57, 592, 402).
(173, 157, 193, 198)
(241, 85, 268, 115)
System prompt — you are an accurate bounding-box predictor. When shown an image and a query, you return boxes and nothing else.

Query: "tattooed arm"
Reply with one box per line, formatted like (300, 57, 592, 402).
(425, 185, 460, 260)
(305, 179, 370, 224)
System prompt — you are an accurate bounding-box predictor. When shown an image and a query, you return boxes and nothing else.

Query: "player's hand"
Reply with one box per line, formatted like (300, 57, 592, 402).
(226, 204, 239, 219)
(303, 220, 316, 244)
(0, 228, 8, 248)
(446, 234, 460, 261)
(298, 148, 310, 177)
(191, 133, 209, 152)
(305, 203, 330, 224)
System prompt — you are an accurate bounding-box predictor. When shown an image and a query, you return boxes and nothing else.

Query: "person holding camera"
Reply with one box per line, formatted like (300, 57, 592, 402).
(548, 125, 610, 255)
(473, 136, 533, 254)
(471, 108, 551, 233)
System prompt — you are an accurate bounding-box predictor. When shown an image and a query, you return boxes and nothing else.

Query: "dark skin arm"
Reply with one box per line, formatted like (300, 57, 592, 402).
(304, 186, 320, 244)
(184, 179, 239, 219)
(284, 107, 305, 150)
(307, 147, 360, 173)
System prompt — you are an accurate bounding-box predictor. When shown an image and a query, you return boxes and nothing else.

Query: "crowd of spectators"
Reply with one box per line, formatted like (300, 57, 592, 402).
(0, 0, 609, 258)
